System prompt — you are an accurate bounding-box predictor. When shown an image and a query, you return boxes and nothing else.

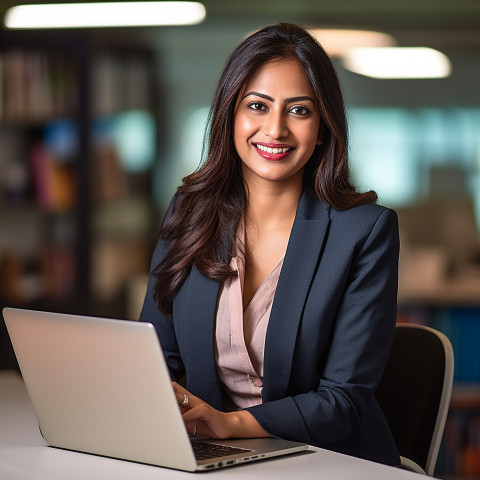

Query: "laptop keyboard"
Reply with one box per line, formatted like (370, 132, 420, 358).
(192, 441, 252, 460)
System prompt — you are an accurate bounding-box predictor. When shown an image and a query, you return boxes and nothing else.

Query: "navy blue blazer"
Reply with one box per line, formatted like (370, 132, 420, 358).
(140, 188, 400, 466)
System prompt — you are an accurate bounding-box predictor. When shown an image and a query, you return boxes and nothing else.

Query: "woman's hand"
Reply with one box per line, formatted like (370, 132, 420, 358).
(172, 382, 269, 439)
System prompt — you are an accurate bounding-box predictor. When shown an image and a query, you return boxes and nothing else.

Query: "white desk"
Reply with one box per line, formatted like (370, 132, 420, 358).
(0, 371, 433, 480)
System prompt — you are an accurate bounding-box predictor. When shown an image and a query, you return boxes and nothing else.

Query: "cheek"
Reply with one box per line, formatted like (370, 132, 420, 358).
(234, 114, 256, 143)
(300, 124, 322, 152)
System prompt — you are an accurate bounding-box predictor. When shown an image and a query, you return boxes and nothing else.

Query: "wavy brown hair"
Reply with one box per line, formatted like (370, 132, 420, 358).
(154, 23, 377, 314)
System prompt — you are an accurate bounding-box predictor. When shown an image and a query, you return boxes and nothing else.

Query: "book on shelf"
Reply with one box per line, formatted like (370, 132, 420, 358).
(0, 49, 77, 122)
(93, 53, 151, 115)
(29, 141, 76, 211)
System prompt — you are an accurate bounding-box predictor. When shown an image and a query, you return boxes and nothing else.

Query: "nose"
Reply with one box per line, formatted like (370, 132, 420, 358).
(262, 111, 288, 139)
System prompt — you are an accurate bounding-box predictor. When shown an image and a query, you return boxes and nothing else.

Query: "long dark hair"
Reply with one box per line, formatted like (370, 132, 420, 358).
(154, 23, 377, 314)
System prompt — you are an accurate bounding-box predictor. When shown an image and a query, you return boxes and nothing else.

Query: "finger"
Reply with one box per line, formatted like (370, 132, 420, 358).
(182, 404, 211, 426)
(182, 405, 224, 438)
(176, 392, 191, 410)
(188, 419, 198, 436)
(171, 381, 189, 395)
(172, 383, 192, 404)
(182, 408, 200, 424)
(171, 383, 200, 408)
(182, 409, 203, 436)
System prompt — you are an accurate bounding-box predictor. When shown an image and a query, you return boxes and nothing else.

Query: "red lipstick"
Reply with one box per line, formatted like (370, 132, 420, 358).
(253, 142, 294, 161)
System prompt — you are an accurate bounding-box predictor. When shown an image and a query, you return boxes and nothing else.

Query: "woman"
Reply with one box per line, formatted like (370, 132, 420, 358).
(140, 23, 400, 466)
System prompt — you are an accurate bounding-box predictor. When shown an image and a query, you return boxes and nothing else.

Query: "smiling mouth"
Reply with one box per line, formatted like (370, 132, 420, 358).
(254, 144, 293, 154)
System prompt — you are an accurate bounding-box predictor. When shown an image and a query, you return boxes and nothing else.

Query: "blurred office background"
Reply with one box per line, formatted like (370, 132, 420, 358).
(0, 0, 479, 477)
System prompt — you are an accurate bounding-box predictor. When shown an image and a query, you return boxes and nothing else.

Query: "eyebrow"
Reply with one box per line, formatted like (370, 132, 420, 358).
(241, 91, 315, 104)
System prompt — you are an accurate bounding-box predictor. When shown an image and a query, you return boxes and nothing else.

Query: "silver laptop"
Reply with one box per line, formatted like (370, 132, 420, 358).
(2, 307, 308, 471)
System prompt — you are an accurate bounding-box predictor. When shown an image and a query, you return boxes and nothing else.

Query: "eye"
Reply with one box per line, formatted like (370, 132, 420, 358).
(247, 101, 268, 112)
(288, 105, 311, 116)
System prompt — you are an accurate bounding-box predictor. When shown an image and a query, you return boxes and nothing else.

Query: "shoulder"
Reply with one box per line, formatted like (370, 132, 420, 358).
(327, 203, 399, 259)
(331, 201, 397, 225)
(300, 188, 397, 228)
(298, 188, 396, 224)
(297, 190, 398, 251)
(330, 202, 398, 238)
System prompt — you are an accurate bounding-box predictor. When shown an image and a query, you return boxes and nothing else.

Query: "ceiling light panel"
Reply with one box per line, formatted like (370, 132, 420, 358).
(4, 1, 206, 29)
(309, 29, 396, 57)
(342, 47, 452, 79)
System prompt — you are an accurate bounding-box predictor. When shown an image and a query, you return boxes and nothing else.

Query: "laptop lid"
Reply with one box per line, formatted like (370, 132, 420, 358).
(2, 308, 307, 471)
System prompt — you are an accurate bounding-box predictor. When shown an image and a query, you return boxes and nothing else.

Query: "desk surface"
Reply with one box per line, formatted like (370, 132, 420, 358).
(0, 371, 432, 480)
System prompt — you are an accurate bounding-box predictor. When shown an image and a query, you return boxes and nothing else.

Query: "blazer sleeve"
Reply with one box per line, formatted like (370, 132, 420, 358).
(245, 208, 399, 447)
(139, 194, 186, 381)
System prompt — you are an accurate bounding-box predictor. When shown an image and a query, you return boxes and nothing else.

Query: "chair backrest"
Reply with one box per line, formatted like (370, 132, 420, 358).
(376, 324, 454, 476)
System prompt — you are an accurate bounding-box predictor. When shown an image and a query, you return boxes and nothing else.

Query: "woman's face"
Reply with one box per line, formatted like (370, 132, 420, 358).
(234, 58, 322, 190)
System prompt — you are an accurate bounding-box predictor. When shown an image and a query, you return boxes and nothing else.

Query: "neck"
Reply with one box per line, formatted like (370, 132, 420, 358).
(244, 178, 303, 228)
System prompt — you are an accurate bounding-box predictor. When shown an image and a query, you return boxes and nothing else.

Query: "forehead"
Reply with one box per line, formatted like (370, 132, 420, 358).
(243, 58, 314, 97)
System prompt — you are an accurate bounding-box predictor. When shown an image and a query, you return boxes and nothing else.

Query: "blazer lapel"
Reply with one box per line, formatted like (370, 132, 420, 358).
(182, 266, 224, 409)
(262, 190, 331, 400)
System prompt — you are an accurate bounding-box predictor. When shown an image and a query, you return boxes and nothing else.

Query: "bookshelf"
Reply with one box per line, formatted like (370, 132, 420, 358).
(0, 30, 90, 310)
(0, 29, 158, 368)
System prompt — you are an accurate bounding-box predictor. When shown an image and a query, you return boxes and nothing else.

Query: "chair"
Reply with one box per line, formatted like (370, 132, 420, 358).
(376, 324, 454, 476)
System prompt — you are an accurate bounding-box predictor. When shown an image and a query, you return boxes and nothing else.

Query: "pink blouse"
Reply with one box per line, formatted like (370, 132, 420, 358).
(215, 241, 284, 410)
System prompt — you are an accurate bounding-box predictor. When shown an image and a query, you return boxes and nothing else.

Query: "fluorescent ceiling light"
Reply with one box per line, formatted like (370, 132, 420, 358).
(4, 1, 206, 29)
(342, 47, 452, 79)
(309, 29, 396, 57)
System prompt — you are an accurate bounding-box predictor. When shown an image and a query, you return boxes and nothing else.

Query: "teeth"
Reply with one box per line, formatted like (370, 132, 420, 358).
(256, 144, 291, 154)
